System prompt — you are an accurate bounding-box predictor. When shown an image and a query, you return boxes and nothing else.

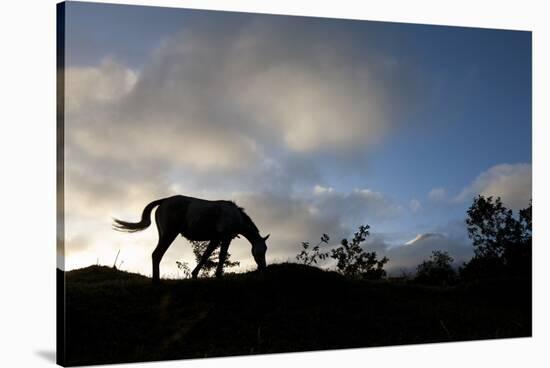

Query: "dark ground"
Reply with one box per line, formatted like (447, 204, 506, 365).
(59, 263, 531, 366)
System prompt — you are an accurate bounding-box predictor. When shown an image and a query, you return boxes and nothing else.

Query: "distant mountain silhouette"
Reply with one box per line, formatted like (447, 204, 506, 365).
(386, 233, 473, 273)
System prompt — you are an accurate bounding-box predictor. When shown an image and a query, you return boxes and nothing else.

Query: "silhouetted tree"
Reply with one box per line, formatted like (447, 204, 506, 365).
(414, 250, 456, 286)
(466, 196, 519, 258)
(296, 233, 330, 266)
(190, 241, 240, 277)
(460, 196, 531, 281)
(507, 200, 532, 275)
(330, 225, 388, 280)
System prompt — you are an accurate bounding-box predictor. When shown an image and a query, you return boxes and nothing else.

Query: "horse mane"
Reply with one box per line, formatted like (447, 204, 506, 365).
(238, 206, 259, 234)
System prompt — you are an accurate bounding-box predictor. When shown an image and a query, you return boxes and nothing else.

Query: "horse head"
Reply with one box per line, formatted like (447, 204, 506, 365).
(251, 234, 269, 270)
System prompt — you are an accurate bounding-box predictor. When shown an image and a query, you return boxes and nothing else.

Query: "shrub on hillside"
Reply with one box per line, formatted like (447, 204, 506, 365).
(330, 225, 388, 280)
(414, 250, 457, 286)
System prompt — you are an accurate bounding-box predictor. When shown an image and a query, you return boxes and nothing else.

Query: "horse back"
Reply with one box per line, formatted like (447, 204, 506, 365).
(177, 196, 242, 241)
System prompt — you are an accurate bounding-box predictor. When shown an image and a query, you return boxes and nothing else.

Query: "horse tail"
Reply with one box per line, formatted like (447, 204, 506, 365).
(113, 198, 165, 233)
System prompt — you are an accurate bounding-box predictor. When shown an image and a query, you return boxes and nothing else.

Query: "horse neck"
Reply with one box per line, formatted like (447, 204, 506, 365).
(241, 227, 260, 244)
(240, 220, 260, 245)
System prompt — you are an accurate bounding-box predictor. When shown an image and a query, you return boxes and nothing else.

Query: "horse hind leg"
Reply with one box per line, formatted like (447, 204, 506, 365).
(215, 239, 231, 278)
(152, 230, 178, 284)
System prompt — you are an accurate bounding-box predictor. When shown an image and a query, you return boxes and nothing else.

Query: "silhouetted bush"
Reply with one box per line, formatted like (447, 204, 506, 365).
(460, 196, 531, 281)
(190, 240, 240, 277)
(330, 225, 388, 280)
(175, 260, 192, 279)
(414, 250, 457, 286)
(296, 233, 330, 265)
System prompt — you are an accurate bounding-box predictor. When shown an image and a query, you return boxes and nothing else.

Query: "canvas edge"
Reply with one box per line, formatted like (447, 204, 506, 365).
(56, 1, 66, 366)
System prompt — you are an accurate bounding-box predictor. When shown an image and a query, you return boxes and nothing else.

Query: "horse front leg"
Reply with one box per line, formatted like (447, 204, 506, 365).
(192, 240, 219, 279)
(215, 239, 231, 278)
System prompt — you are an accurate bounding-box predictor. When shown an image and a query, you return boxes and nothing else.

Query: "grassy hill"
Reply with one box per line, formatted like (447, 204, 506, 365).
(59, 263, 531, 366)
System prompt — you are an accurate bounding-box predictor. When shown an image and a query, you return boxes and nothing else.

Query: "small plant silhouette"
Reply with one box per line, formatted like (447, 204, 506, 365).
(330, 225, 388, 279)
(296, 233, 330, 265)
(176, 261, 192, 279)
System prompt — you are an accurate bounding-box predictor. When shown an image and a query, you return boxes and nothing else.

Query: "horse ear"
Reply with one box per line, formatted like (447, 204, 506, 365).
(263, 234, 270, 241)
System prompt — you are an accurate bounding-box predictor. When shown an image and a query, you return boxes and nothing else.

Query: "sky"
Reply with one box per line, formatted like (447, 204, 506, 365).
(60, 1, 532, 277)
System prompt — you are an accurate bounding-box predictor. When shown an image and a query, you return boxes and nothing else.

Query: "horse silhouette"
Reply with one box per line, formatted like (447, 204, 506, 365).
(113, 195, 269, 282)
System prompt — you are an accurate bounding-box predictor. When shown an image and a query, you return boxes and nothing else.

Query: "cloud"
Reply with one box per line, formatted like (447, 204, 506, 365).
(310, 186, 403, 226)
(63, 16, 420, 227)
(433, 219, 469, 242)
(409, 199, 421, 213)
(62, 16, 424, 275)
(232, 192, 342, 261)
(63, 182, 406, 274)
(65, 58, 138, 111)
(65, 233, 93, 253)
(224, 186, 403, 263)
(313, 185, 334, 195)
(456, 163, 532, 209)
(65, 16, 421, 173)
(428, 187, 447, 201)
